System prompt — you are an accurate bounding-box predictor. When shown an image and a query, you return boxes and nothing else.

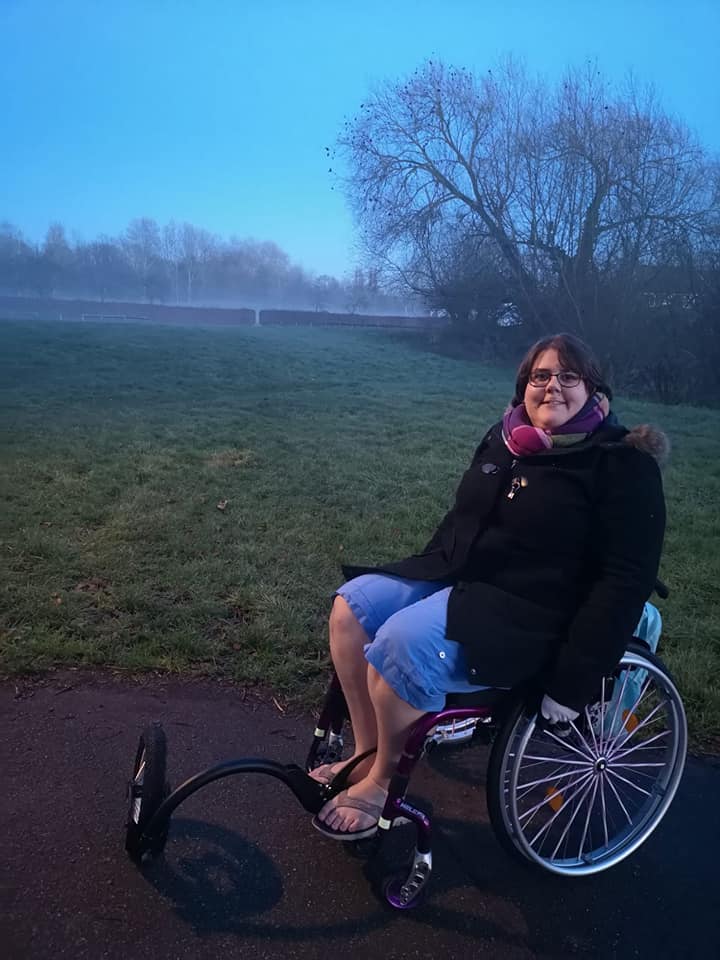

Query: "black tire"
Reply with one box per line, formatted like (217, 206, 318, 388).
(125, 723, 169, 862)
(486, 645, 687, 876)
(486, 693, 545, 870)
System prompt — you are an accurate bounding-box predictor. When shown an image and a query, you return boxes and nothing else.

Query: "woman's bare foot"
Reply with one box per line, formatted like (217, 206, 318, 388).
(308, 752, 374, 786)
(316, 775, 388, 834)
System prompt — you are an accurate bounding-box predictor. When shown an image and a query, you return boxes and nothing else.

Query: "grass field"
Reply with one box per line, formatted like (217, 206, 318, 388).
(1, 319, 718, 747)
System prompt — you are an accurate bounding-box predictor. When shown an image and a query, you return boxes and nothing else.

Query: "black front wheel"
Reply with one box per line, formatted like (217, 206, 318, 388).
(125, 723, 169, 863)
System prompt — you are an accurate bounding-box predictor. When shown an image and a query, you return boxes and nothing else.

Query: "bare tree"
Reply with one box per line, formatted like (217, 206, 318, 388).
(161, 220, 181, 304)
(42, 223, 74, 294)
(340, 59, 712, 349)
(78, 237, 134, 301)
(344, 268, 372, 313)
(179, 223, 216, 303)
(0, 222, 33, 294)
(311, 274, 337, 311)
(124, 218, 163, 301)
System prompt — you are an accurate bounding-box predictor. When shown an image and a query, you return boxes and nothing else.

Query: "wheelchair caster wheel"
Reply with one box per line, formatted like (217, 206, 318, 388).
(382, 870, 427, 910)
(125, 723, 169, 863)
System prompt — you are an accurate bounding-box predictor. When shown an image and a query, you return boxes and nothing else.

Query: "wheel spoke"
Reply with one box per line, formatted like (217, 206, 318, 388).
(606, 768, 653, 797)
(584, 701, 601, 755)
(607, 765, 662, 785)
(526, 771, 595, 849)
(513, 754, 566, 773)
(598, 676, 608, 746)
(607, 700, 669, 759)
(550, 776, 597, 859)
(520, 754, 592, 766)
(610, 762, 665, 769)
(625, 676, 655, 715)
(602, 669, 631, 750)
(577, 776, 601, 861)
(573, 775, 602, 861)
(567, 717, 596, 758)
(609, 729, 670, 761)
(603, 770, 634, 825)
(599, 773, 609, 846)
(517, 761, 593, 797)
(541, 727, 595, 762)
(518, 766, 595, 822)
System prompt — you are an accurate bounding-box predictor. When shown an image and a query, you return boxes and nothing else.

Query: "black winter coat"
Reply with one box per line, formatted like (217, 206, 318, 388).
(343, 418, 666, 712)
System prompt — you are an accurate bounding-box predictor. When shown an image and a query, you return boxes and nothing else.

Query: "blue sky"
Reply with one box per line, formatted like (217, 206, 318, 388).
(2, 0, 719, 278)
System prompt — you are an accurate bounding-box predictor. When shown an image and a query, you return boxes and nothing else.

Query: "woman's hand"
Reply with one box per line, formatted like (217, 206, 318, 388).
(541, 694, 580, 724)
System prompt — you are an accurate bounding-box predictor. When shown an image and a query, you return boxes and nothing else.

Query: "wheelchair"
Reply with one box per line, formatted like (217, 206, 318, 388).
(124, 607, 687, 910)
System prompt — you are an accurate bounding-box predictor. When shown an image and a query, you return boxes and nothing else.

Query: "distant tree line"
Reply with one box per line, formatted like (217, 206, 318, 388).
(339, 59, 720, 405)
(0, 218, 412, 315)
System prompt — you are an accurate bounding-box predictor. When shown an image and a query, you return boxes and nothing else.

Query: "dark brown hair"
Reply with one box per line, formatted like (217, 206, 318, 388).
(511, 333, 612, 407)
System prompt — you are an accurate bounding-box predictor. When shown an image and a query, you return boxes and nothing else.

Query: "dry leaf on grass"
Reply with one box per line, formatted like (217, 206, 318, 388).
(74, 577, 110, 593)
(207, 448, 256, 469)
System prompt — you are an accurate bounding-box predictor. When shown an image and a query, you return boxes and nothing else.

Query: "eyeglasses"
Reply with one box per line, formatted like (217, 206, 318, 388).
(528, 369, 582, 388)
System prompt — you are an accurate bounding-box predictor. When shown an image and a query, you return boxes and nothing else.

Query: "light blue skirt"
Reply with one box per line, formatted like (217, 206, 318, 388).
(336, 573, 663, 713)
(336, 573, 486, 711)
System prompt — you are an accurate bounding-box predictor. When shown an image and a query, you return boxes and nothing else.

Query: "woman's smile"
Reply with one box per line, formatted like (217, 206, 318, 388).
(524, 348, 589, 429)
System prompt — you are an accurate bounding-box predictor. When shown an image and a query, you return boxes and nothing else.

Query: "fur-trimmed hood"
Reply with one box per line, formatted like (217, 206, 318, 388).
(622, 425, 670, 467)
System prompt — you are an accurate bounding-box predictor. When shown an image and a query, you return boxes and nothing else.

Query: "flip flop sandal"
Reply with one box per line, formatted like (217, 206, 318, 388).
(309, 747, 377, 792)
(308, 763, 340, 786)
(311, 789, 383, 841)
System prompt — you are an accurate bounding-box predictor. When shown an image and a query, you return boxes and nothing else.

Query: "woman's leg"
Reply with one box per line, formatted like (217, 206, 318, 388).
(317, 665, 425, 834)
(367, 665, 426, 783)
(315, 584, 487, 835)
(316, 586, 456, 834)
(326, 595, 377, 756)
(310, 576, 447, 785)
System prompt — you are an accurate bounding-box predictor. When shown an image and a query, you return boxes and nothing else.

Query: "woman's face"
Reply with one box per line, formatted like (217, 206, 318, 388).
(523, 348, 590, 430)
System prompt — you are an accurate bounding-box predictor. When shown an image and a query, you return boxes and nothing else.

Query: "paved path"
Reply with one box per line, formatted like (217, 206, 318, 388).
(1, 672, 718, 960)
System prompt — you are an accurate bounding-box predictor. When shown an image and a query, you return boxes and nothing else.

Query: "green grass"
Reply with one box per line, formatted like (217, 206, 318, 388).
(1, 319, 718, 747)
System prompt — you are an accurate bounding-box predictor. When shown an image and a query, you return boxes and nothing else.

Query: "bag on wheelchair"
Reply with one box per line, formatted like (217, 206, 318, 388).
(588, 602, 662, 738)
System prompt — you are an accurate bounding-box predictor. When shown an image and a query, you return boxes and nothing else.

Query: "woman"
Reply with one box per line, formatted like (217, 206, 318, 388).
(311, 333, 668, 840)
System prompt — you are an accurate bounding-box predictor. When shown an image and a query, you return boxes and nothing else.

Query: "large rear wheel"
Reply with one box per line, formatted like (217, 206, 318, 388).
(487, 646, 687, 876)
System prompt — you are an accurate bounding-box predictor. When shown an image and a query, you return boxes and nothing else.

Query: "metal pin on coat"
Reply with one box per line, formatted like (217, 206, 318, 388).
(507, 475, 528, 499)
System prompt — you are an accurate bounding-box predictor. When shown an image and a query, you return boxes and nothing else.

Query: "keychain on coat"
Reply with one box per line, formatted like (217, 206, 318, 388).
(507, 475, 528, 499)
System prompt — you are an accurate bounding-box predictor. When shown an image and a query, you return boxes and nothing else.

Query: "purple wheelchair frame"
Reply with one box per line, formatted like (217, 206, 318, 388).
(130, 672, 510, 909)
(304, 674, 508, 907)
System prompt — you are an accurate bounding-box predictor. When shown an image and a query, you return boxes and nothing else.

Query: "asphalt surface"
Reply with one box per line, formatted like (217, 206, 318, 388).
(1, 671, 718, 960)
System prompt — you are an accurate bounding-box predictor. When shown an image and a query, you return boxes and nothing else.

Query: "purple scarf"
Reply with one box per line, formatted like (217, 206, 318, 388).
(502, 393, 610, 457)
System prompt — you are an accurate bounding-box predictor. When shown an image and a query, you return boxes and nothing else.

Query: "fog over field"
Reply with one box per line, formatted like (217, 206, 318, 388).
(0, 218, 424, 315)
